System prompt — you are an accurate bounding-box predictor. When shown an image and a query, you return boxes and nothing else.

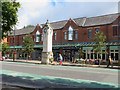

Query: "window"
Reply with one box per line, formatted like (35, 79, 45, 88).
(64, 32, 67, 40)
(75, 31, 78, 40)
(36, 31, 40, 42)
(53, 32, 57, 40)
(88, 29, 92, 39)
(95, 28, 100, 33)
(113, 26, 118, 36)
(10, 37, 14, 44)
(68, 26, 73, 40)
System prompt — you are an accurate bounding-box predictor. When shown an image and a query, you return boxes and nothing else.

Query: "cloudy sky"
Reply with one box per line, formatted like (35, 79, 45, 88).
(16, 0, 119, 29)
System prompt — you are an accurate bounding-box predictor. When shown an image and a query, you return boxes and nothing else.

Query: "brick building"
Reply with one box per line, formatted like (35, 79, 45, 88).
(7, 13, 120, 61)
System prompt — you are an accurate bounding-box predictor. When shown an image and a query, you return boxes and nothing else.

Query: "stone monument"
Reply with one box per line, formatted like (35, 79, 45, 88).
(41, 20, 53, 64)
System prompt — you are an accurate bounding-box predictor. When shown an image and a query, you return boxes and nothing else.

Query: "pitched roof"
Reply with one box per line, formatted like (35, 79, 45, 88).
(9, 13, 119, 36)
(84, 13, 119, 26)
(49, 20, 68, 29)
(9, 26, 35, 36)
(73, 17, 86, 26)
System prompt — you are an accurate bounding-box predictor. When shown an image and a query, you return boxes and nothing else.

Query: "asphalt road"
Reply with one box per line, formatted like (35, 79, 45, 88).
(0, 61, 119, 89)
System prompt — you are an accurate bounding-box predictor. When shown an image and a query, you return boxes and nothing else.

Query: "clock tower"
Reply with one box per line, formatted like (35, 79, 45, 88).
(41, 20, 53, 64)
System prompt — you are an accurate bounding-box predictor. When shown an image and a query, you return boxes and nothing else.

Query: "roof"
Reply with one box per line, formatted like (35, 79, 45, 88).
(73, 17, 86, 26)
(9, 13, 119, 36)
(48, 20, 68, 30)
(84, 13, 119, 26)
(9, 26, 35, 36)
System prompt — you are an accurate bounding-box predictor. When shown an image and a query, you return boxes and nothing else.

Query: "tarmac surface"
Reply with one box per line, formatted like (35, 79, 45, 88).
(0, 59, 120, 90)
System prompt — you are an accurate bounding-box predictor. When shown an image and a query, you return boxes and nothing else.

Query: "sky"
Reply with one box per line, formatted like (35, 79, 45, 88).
(16, 0, 120, 29)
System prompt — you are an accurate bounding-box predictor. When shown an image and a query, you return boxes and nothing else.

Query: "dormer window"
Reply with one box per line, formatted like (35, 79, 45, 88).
(68, 26, 73, 40)
(36, 30, 40, 42)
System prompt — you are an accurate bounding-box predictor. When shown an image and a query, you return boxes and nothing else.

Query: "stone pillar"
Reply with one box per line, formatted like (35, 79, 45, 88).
(41, 21, 53, 64)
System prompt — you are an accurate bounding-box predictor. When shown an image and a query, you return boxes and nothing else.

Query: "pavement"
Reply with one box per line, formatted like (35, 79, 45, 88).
(2, 59, 120, 69)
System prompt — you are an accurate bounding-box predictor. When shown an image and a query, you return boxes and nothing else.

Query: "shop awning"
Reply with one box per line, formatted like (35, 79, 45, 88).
(9, 42, 120, 49)
(10, 46, 22, 49)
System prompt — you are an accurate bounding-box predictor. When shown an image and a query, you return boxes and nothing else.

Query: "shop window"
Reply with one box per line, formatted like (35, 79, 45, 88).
(115, 53, 118, 60)
(111, 53, 114, 60)
(115, 50, 118, 52)
(111, 50, 114, 52)
(91, 53, 94, 59)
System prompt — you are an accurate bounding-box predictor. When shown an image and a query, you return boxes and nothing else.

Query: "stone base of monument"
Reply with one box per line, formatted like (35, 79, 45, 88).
(41, 52, 53, 64)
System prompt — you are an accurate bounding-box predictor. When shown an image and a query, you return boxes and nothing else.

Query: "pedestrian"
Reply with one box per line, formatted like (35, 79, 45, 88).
(58, 54, 63, 65)
(107, 56, 113, 67)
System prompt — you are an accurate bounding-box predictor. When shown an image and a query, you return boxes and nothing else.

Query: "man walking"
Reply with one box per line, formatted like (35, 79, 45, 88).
(107, 56, 113, 67)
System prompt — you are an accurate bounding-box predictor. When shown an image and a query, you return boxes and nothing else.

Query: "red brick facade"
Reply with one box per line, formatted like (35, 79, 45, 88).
(8, 15, 120, 46)
(7, 13, 120, 60)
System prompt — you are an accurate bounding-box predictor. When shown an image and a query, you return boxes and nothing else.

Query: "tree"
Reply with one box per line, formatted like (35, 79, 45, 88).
(93, 31, 106, 66)
(23, 35, 34, 60)
(1, 0, 20, 39)
(2, 42, 9, 56)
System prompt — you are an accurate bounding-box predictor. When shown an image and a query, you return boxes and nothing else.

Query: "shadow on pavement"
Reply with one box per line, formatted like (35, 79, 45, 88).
(1, 74, 119, 90)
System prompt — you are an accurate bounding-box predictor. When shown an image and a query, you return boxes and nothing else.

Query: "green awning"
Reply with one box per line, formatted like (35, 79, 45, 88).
(34, 45, 43, 48)
(10, 46, 22, 49)
(110, 46, 119, 50)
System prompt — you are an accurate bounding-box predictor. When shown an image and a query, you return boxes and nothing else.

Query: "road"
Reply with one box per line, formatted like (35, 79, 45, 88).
(0, 61, 119, 89)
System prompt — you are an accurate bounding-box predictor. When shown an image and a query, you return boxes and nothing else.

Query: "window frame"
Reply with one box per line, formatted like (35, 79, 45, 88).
(68, 26, 74, 40)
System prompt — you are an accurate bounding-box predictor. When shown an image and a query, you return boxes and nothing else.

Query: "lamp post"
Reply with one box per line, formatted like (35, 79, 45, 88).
(13, 26, 16, 61)
(118, 2, 120, 64)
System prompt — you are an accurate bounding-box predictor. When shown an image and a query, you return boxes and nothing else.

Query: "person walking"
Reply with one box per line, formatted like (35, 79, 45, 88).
(58, 54, 63, 65)
(107, 56, 113, 67)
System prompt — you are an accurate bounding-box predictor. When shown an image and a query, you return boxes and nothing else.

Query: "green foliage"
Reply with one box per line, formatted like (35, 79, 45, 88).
(23, 35, 34, 58)
(1, 0, 20, 39)
(93, 31, 106, 54)
(2, 42, 9, 56)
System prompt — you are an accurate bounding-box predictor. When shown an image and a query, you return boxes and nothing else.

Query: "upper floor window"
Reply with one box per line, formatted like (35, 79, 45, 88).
(113, 26, 118, 36)
(10, 37, 14, 44)
(68, 26, 73, 40)
(36, 31, 40, 42)
(64, 32, 67, 40)
(53, 32, 57, 40)
(95, 28, 100, 33)
(75, 31, 78, 40)
(88, 29, 92, 39)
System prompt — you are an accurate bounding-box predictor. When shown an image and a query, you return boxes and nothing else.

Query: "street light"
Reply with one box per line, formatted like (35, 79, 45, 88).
(13, 26, 16, 61)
